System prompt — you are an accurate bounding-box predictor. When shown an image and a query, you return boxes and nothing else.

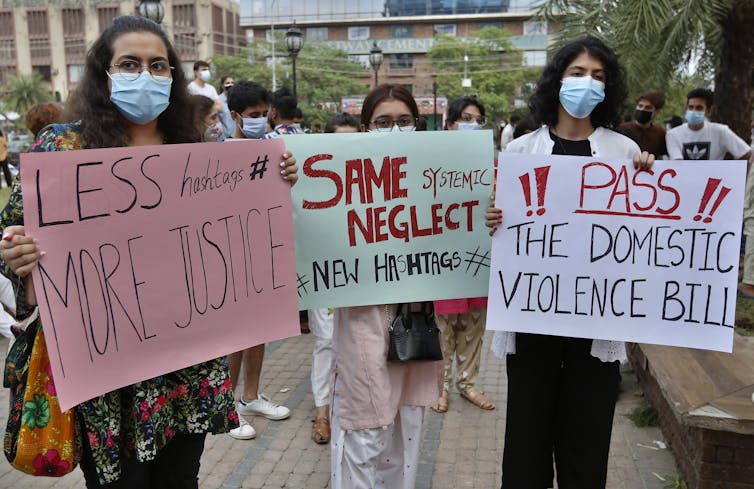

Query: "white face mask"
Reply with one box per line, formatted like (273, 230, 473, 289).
(369, 125, 415, 133)
(199, 69, 211, 82)
(457, 122, 481, 131)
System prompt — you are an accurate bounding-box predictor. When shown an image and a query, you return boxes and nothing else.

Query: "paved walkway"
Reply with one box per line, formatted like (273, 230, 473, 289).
(0, 333, 679, 488)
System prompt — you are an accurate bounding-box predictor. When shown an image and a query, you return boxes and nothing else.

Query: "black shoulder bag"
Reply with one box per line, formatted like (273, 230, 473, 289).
(387, 302, 443, 362)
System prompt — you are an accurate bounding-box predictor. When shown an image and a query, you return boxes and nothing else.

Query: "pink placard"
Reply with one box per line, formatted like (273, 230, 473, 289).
(20, 140, 299, 411)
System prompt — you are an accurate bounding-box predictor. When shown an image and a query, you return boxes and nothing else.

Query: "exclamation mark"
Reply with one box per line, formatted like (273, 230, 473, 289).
(694, 178, 730, 223)
(518, 173, 533, 216)
(534, 166, 551, 216)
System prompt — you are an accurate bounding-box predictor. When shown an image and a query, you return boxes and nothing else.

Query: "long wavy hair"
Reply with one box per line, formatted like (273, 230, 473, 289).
(528, 36, 627, 128)
(67, 15, 199, 148)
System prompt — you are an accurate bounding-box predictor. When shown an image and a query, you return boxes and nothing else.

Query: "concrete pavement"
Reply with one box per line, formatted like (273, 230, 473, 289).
(0, 332, 680, 488)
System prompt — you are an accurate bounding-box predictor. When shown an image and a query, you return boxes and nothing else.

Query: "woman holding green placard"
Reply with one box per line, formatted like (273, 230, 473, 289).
(329, 84, 443, 489)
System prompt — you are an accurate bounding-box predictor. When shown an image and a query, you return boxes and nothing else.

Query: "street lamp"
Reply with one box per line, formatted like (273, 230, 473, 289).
(432, 81, 438, 130)
(369, 41, 383, 87)
(137, 0, 164, 24)
(285, 22, 304, 98)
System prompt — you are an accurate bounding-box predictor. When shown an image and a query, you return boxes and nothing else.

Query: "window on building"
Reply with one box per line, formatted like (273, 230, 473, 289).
(307, 27, 328, 41)
(348, 26, 370, 40)
(523, 20, 548, 36)
(349, 55, 370, 69)
(33, 65, 52, 82)
(389, 54, 413, 70)
(68, 64, 84, 84)
(62, 8, 85, 63)
(390, 25, 412, 38)
(27, 10, 51, 66)
(173, 3, 198, 60)
(523, 50, 547, 67)
(97, 6, 119, 33)
(212, 5, 225, 55)
(0, 11, 16, 72)
(433, 24, 457, 37)
(401, 84, 413, 94)
(478, 22, 502, 31)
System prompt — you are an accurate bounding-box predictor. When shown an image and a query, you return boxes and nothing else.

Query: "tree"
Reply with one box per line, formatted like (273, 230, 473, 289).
(427, 27, 542, 125)
(212, 37, 368, 129)
(537, 0, 754, 143)
(1, 72, 53, 128)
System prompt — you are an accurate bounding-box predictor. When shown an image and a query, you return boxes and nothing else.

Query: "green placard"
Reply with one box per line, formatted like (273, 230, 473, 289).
(285, 130, 494, 309)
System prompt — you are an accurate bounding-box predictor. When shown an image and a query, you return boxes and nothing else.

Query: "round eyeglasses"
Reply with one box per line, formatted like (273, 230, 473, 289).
(371, 116, 418, 130)
(459, 112, 488, 126)
(108, 60, 174, 81)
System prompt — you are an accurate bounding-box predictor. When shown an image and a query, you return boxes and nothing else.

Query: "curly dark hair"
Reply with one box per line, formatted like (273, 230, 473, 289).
(25, 103, 64, 138)
(67, 15, 199, 148)
(446, 95, 486, 129)
(528, 36, 627, 128)
(360, 84, 422, 131)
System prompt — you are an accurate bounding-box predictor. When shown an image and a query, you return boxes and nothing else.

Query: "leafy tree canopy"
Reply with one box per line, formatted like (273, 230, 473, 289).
(427, 27, 541, 125)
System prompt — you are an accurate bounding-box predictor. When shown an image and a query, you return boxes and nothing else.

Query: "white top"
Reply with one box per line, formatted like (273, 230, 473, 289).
(492, 125, 641, 363)
(666, 122, 750, 160)
(500, 123, 515, 149)
(187, 80, 219, 100)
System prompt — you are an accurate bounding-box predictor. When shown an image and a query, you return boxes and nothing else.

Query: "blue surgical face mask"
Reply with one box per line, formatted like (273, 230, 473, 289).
(199, 69, 211, 82)
(109, 71, 172, 125)
(457, 122, 481, 131)
(685, 110, 706, 125)
(369, 125, 415, 133)
(204, 122, 223, 142)
(559, 76, 605, 119)
(240, 116, 267, 139)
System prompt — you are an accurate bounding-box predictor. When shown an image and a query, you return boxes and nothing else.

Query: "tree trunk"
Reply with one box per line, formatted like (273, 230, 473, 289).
(713, 1, 754, 145)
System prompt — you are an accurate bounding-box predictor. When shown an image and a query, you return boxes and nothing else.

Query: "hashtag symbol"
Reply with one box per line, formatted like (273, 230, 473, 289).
(296, 273, 310, 298)
(249, 154, 269, 180)
(463, 247, 490, 277)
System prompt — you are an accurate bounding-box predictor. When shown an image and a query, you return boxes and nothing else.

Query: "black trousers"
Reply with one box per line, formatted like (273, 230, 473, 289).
(501, 333, 621, 489)
(80, 421, 206, 489)
(0, 159, 11, 188)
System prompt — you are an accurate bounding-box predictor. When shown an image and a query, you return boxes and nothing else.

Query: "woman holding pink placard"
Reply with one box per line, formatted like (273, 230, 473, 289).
(0, 15, 296, 488)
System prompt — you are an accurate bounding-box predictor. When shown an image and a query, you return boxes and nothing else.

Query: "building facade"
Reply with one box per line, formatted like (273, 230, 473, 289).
(240, 0, 555, 113)
(0, 0, 244, 100)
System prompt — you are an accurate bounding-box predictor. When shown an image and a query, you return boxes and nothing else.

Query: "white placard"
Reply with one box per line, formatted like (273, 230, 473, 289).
(487, 153, 745, 352)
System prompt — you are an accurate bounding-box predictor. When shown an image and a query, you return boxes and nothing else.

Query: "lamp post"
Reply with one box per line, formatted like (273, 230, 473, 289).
(285, 22, 304, 98)
(369, 41, 383, 88)
(432, 81, 438, 130)
(137, 0, 164, 24)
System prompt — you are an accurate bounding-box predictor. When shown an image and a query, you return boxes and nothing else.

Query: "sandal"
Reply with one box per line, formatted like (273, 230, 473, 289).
(460, 387, 495, 410)
(431, 390, 449, 413)
(311, 417, 330, 444)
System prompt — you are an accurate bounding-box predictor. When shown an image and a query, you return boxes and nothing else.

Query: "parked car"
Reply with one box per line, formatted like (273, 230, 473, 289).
(5, 132, 31, 168)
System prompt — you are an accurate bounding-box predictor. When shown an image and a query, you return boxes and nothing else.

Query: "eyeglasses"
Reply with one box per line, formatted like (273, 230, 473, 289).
(459, 112, 487, 126)
(109, 60, 174, 81)
(371, 116, 418, 130)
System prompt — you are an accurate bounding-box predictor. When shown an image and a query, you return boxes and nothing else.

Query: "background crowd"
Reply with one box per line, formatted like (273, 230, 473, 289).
(0, 12, 752, 489)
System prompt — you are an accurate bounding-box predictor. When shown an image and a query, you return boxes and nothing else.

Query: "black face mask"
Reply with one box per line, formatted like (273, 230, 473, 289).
(634, 109, 652, 124)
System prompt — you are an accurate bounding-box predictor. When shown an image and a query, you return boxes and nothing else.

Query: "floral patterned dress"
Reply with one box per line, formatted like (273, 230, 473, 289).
(0, 123, 238, 484)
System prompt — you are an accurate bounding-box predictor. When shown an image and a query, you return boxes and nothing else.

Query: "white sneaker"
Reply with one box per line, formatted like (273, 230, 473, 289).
(237, 394, 290, 420)
(228, 416, 256, 440)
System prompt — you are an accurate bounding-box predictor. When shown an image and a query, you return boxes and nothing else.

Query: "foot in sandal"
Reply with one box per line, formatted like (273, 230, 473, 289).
(460, 387, 495, 410)
(431, 389, 449, 413)
(311, 417, 331, 444)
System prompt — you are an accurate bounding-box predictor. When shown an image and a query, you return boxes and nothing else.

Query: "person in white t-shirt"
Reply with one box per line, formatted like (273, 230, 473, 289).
(499, 114, 520, 149)
(665, 88, 751, 161)
(187, 60, 221, 112)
